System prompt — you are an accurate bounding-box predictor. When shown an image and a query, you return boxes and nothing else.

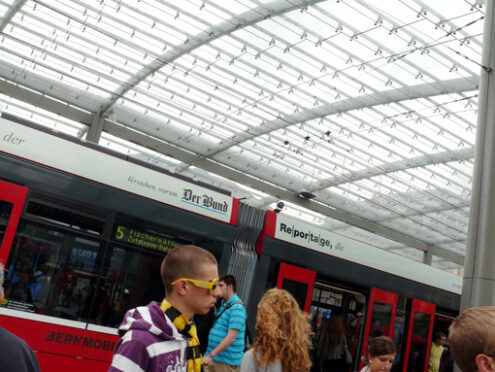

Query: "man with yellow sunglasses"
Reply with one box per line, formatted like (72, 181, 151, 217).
(109, 245, 221, 372)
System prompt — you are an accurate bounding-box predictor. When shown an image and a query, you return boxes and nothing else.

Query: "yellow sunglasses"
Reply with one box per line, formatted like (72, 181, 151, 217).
(171, 277, 219, 294)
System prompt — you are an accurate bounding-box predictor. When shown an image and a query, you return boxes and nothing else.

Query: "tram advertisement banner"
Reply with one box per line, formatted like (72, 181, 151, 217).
(0, 118, 238, 224)
(269, 213, 462, 294)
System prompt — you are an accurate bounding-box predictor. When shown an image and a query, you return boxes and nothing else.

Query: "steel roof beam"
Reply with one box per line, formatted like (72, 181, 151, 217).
(313, 147, 474, 191)
(98, 0, 327, 115)
(0, 80, 465, 264)
(210, 76, 478, 153)
(102, 120, 464, 265)
(0, 0, 27, 33)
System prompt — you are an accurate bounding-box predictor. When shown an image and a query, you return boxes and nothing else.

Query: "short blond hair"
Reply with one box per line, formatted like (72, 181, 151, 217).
(160, 245, 217, 295)
(449, 306, 495, 372)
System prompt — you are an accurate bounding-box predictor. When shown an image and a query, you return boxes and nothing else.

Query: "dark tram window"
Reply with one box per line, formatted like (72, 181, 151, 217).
(407, 312, 432, 372)
(86, 245, 165, 328)
(0, 201, 14, 247)
(392, 297, 408, 372)
(2, 221, 103, 319)
(282, 278, 308, 310)
(369, 302, 393, 337)
(26, 201, 104, 235)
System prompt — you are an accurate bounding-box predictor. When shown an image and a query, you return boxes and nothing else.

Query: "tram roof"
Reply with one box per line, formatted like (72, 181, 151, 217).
(0, 0, 485, 274)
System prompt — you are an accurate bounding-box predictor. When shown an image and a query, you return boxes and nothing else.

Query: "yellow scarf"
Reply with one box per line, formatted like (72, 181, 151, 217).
(160, 299, 202, 372)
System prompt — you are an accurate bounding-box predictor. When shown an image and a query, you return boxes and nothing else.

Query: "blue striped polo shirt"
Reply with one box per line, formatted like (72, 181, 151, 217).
(206, 294, 247, 366)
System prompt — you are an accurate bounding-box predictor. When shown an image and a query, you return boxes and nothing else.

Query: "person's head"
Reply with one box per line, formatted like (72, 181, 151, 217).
(449, 306, 495, 372)
(218, 274, 236, 300)
(253, 288, 311, 372)
(326, 313, 345, 344)
(365, 336, 396, 372)
(434, 331, 447, 346)
(160, 245, 220, 319)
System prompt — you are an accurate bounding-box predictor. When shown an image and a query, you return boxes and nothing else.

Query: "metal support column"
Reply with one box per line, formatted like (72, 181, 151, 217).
(86, 115, 105, 143)
(423, 249, 433, 265)
(461, 0, 495, 310)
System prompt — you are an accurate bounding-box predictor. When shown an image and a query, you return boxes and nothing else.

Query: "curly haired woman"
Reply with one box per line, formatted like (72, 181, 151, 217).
(240, 288, 312, 372)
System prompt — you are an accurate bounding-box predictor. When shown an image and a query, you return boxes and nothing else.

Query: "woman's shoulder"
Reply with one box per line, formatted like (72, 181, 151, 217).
(240, 349, 282, 372)
(243, 348, 254, 359)
(241, 349, 256, 371)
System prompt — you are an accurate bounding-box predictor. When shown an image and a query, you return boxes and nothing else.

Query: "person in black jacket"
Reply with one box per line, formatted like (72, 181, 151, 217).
(0, 264, 41, 372)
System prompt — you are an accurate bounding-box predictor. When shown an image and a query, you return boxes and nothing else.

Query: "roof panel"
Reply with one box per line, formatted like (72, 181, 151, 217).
(0, 0, 483, 273)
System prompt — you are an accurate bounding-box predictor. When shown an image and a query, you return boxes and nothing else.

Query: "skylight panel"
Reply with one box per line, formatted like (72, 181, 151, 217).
(0, 3, 8, 18)
(422, 0, 475, 19)
(268, 43, 321, 78)
(255, 17, 303, 47)
(0, 94, 87, 137)
(326, 75, 360, 98)
(229, 27, 271, 52)
(185, 0, 231, 24)
(319, 1, 377, 30)
(286, 8, 338, 38)
(434, 44, 481, 75)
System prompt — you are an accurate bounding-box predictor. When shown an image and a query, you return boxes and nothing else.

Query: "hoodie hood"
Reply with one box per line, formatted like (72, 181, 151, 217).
(117, 301, 185, 342)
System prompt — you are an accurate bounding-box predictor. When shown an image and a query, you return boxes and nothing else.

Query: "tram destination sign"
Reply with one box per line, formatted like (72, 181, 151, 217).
(114, 225, 180, 253)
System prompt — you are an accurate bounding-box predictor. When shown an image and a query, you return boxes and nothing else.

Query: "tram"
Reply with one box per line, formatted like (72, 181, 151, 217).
(0, 117, 460, 371)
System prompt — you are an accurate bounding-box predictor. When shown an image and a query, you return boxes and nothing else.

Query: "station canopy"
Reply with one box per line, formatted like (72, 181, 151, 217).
(0, 0, 485, 274)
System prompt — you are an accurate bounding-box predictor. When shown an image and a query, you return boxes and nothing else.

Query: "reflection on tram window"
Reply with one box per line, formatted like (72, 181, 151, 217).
(3, 221, 102, 319)
(309, 283, 366, 372)
(407, 312, 431, 372)
(0, 201, 13, 247)
(392, 297, 407, 372)
(370, 302, 393, 337)
(86, 245, 165, 328)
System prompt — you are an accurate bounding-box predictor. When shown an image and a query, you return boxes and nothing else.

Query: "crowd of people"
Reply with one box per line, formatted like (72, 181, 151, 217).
(2, 243, 495, 372)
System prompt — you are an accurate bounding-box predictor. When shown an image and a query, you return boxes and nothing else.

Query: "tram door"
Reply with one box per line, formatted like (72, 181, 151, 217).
(276, 262, 315, 312)
(360, 288, 398, 369)
(403, 299, 435, 372)
(0, 180, 28, 264)
(310, 281, 366, 372)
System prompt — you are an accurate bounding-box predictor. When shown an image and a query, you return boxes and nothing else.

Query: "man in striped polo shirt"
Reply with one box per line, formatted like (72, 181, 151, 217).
(203, 274, 247, 372)
(108, 245, 221, 372)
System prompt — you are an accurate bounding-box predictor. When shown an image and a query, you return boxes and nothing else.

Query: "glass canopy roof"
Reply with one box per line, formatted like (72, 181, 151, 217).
(0, 0, 485, 274)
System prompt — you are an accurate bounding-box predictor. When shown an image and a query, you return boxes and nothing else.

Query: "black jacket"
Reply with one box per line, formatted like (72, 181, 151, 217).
(0, 325, 40, 372)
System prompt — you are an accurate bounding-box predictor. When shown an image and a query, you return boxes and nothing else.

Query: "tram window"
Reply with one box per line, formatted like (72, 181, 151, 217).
(26, 201, 104, 235)
(408, 312, 431, 372)
(370, 302, 393, 337)
(86, 245, 165, 328)
(0, 201, 13, 247)
(281, 278, 308, 311)
(392, 297, 408, 372)
(312, 287, 321, 301)
(2, 221, 103, 320)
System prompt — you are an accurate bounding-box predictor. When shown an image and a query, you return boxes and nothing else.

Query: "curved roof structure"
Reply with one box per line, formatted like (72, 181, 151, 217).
(0, 0, 485, 273)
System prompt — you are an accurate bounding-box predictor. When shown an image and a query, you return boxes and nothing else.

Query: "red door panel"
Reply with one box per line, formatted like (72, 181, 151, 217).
(360, 288, 398, 369)
(0, 179, 28, 264)
(37, 352, 110, 372)
(276, 263, 315, 313)
(403, 299, 435, 372)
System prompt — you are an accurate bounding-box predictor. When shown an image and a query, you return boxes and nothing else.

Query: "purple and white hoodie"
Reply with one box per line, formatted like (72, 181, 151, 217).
(108, 301, 188, 372)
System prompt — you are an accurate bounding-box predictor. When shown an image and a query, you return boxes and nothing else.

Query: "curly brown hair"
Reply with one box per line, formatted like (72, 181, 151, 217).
(252, 288, 312, 372)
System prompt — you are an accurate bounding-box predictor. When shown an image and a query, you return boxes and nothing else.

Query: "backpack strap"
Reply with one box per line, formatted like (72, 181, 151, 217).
(215, 301, 243, 320)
